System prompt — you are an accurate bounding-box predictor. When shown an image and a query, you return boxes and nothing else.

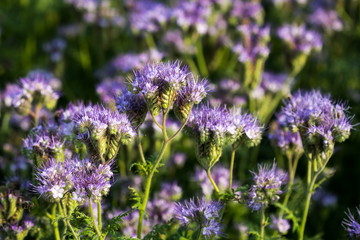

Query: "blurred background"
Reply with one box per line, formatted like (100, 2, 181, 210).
(0, 0, 360, 239)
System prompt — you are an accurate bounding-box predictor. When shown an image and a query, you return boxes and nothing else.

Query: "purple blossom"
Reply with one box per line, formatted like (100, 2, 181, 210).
(232, 23, 270, 63)
(163, 30, 196, 54)
(278, 90, 352, 155)
(96, 77, 124, 106)
(157, 182, 183, 201)
(277, 24, 322, 54)
(173, 1, 212, 35)
(70, 158, 113, 202)
(116, 88, 148, 129)
(175, 198, 223, 238)
(34, 159, 72, 201)
(43, 38, 66, 62)
(246, 163, 288, 211)
(270, 215, 291, 234)
(129, 0, 171, 33)
(72, 103, 135, 162)
(261, 72, 289, 93)
(231, 0, 263, 23)
(343, 208, 360, 239)
(269, 123, 303, 154)
(229, 109, 263, 147)
(195, 166, 234, 197)
(309, 8, 343, 32)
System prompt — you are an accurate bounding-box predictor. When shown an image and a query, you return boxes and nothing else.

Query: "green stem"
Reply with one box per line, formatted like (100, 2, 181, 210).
(137, 140, 170, 238)
(195, 225, 203, 240)
(52, 204, 61, 240)
(88, 198, 103, 240)
(196, 40, 209, 77)
(229, 148, 237, 191)
(97, 201, 102, 232)
(144, 34, 156, 49)
(206, 168, 220, 193)
(137, 131, 146, 164)
(58, 202, 79, 240)
(260, 208, 266, 240)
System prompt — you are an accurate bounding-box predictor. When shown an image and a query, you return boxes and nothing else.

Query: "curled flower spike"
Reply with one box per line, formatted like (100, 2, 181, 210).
(342, 208, 360, 239)
(175, 198, 223, 238)
(116, 88, 148, 129)
(246, 163, 288, 211)
(187, 105, 233, 170)
(72, 103, 135, 163)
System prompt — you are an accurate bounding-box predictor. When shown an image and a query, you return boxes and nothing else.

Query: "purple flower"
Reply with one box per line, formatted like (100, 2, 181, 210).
(43, 38, 67, 62)
(270, 215, 291, 234)
(96, 77, 124, 106)
(1, 71, 60, 115)
(231, 0, 263, 23)
(173, 1, 212, 35)
(309, 8, 343, 32)
(175, 198, 223, 238)
(187, 105, 233, 170)
(174, 76, 209, 121)
(23, 124, 65, 166)
(157, 182, 183, 201)
(195, 166, 234, 197)
(232, 23, 270, 63)
(70, 158, 113, 202)
(246, 163, 288, 211)
(277, 24, 322, 54)
(129, 0, 171, 33)
(229, 109, 263, 147)
(72, 103, 135, 162)
(269, 123, 303, 155)
(163, 30, 196, 54)
(34, 159, 72, 201)
(116, 88, 148, 129)
(261, 72, 289, 93)
(343, 208, 360, 239)
(277, 90, 352, 163)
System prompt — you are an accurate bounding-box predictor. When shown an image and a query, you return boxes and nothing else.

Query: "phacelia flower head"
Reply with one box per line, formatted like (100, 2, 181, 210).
(231, 0, 263, 23)
(96, 77, 124, 107)
(269, 122, 303, 156)
(277, 90, 352, 170)
(270, 215, 291, 234)
(72, 103, 135, 163)
(246, 163, 288, 211)
(116, 88, 148, 129)
(34, 159, 72, 201)
(1, 71, 60, 115)
(229, 109, 263, 148)
(232, 23, 270, 64)
(342, 207, 360, 239)
(174, 76, 209, 121)
(187, 105, 233, 170)
(130, 60, 205, 116)
(277, 24, 322, 55)
(70, 158, 113, 202)
(309, 8, 343, 32)
(173, 1, 212, 35)
(23, 124, 65, 167)
(175, 198, 223, 238)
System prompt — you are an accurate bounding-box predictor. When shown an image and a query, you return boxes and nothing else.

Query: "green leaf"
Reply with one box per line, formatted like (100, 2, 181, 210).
(273, 202, 300, 231)
(128, 187, 142, 209)
(105, 209, 135, 235)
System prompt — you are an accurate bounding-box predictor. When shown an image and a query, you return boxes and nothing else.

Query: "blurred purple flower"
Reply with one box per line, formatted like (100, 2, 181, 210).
(343, 207, 360, 239)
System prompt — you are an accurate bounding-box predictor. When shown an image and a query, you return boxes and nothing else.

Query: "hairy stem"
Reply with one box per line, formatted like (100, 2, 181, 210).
(97, 201, 102, 232)
(206, 168, 220, 193)
(229, 148, 237, 191)
(88, 197, 103, 240)
(52, 204, 61, 240)
(58, 202, 79, 240)
(260, 208, 266, 240)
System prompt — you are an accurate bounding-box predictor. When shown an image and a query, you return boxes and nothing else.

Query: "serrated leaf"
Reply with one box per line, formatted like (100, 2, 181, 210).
(105, 209, 135, 235)
(128, 187, 142, 209)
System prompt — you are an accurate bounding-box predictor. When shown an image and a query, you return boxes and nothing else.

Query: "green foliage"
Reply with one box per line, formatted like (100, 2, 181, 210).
(105, 209, 135, 235)
(128, 187, 142, 210)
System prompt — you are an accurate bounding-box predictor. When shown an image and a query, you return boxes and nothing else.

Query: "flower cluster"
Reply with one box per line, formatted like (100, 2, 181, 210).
(130, 61, 208, 119)
(72, 103, 135, 162)
(175, 198, 223, 238)
(269, 123, 303, 156)
(232, 23, 270, 63)
(277, 90, 352, 169)
(187, 105, 262, 170)
(342, 208, 360, 239)
(116, 88, 148, 129)
(1, 71, 60, 115)
(246, 163, 288, 211)
(277, 24, 322, 55)
(34, 158, 113, 202)
(23, 124, 65, 166)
